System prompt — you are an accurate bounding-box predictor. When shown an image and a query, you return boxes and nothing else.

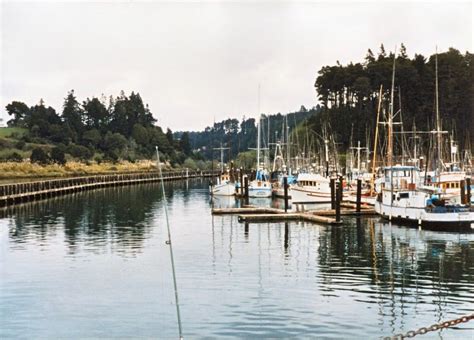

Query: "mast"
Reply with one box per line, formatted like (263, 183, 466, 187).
(387, 49, 396, 167)
(370, 85, 383, 196)
(435, 48, 443, 172)
(257, 84, 261, 171)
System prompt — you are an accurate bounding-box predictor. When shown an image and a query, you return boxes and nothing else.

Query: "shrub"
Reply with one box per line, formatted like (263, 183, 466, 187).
(30, 147, 50, 165)
(51, 147, 66, 165)
(4, 152, 23, 162)
(14, 140, 26, 150)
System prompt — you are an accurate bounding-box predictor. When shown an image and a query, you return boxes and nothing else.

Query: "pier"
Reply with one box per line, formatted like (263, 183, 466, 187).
(0, 170, 219, 207)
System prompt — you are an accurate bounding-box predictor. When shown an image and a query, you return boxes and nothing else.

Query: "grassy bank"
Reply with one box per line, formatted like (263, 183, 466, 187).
(0, 160, 169, 183)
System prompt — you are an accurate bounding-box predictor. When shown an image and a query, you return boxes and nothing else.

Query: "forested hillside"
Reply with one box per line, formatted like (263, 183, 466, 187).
(310, 45, 473, 152)
(4, 90, 192, 165)
(175, 107, 315, 162)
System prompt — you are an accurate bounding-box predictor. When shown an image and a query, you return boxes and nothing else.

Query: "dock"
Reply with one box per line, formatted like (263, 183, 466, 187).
(212, 205, 376, 225)
(0, 170, 219, 208)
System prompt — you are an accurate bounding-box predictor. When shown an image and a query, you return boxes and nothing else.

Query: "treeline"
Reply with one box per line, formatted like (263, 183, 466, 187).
(5, 90, 193, 165)
(175, 106, 315, 162)
(312, 44, 473, 151)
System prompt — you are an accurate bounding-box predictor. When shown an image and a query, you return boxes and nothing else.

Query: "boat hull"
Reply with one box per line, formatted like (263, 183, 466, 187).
(375, 201, 474, 229)
(210, 183, 235, 196)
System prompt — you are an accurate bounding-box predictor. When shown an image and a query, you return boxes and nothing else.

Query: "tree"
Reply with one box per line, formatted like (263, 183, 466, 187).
(5, 101, 29, 127)
(62, 90, 84, 141)
(30, 147, 50, 165)
(131, 123, 149, 146)
(83, 97, 108, 130)
(102, 132, 127, 160)
(179, 132, 191, 156)
(82, 129, 102, 148)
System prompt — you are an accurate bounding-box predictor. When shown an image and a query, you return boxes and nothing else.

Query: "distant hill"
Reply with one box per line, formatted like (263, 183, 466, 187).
(174, 106, 317, 162)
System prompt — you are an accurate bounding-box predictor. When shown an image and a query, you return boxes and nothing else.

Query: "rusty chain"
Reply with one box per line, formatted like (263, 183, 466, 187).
(383, 313, 474, 339)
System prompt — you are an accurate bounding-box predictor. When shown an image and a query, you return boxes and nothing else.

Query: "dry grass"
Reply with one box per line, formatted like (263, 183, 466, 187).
(0, 160, 170, 181)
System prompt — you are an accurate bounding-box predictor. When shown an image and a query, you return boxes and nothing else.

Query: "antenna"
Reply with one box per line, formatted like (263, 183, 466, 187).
(155, 146, 183, 340)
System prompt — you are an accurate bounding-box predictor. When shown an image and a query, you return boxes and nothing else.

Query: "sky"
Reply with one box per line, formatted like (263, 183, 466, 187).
(1, 1, 472, 131)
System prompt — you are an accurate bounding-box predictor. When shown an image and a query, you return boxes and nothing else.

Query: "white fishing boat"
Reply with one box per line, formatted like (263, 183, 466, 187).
(248, 169, 272, 198)
(210, 143, 235, 196)
(374, 50, 474, 229)
(375, 166, 474, 228)
(248, 98, 272, 198)
(210, 172, 236, 196)
(291, 173, 335, 203)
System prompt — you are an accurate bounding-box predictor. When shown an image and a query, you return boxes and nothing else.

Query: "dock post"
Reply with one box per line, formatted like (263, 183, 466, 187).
(460, 180, 466, 205)
(239, 168, 243, 196)
(338, 176, 344, 202)
(244, 222, 249, 237)
(356, 178, 362, 214)
(284, 176, 289, 213)
(335, 182, 341, 222)
(330, 178, 335, 210)
(467, 177, 471, 206)
(244, 176, 249, 206)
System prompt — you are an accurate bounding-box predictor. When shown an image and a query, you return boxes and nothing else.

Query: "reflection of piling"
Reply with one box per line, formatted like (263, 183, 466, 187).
(244, 221, 249, 236)
(330, 178, 336, 209)
(356, 179, 362, 214)
(460, 180, 466, 204)
(284, 222, 289, 250)
(467, 178, 471, 206)
(335, 181, 341, 222)
(284, 176, 289, 213)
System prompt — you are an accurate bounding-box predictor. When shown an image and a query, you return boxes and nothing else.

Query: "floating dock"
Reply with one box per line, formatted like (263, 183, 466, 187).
(211, 205, 376, 225)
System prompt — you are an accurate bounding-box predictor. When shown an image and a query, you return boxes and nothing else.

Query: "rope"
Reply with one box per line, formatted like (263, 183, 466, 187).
(156, 146, 183, 340)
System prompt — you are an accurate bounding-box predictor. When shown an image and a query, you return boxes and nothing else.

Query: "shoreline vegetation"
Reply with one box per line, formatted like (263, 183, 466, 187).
(0, 160, 162, 183)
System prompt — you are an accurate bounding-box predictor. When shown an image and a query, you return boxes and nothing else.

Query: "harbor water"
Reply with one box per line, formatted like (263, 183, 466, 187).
(1, 179, 473, 338)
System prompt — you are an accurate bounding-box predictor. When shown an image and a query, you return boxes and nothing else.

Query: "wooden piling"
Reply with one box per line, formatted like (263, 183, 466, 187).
(335, 182, 341, 222)
(460, 179, 466, 204)
(467, 177, 471, 206)
(244, 176, 249, 206)
(356, 179, 362, 214)
(330, 178, 335, 210)
(284, 176, 289, 213)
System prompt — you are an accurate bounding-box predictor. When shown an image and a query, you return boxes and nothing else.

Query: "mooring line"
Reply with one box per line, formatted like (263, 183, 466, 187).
(156, 146, 183, 340)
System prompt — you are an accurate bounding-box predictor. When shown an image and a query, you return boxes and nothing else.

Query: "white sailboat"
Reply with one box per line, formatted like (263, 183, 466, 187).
(248, 114, 272, 198)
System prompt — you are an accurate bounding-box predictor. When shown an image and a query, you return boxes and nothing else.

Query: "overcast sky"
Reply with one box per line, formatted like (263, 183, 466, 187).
(1, 1, 472, 131)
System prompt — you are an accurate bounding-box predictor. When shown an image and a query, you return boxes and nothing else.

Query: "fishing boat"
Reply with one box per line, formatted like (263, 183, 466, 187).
(248, 113, 272, 198)
(290, 173, 335, 203)
(375, 165, 474, 228)
(374, 49, 474, 229)
(210, 143, 236, 196)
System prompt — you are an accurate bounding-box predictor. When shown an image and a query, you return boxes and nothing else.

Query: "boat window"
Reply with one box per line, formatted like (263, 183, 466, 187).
(399, 193, 409, 199)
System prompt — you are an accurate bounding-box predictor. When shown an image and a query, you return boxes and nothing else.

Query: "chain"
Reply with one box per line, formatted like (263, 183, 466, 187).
(383, 313, 474, 339)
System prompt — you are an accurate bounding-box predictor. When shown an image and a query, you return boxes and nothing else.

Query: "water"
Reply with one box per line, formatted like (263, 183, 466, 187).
(1, 179, 473, 339)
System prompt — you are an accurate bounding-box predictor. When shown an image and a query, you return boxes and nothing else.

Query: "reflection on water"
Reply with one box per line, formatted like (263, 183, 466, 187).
(1, 179, 473, 338)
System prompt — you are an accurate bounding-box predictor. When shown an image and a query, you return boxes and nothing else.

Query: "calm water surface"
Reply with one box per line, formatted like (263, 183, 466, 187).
(1, 179, 473, 339)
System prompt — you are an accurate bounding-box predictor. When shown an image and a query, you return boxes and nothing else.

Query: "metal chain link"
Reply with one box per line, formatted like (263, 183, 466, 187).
(383, 313, 474, 339)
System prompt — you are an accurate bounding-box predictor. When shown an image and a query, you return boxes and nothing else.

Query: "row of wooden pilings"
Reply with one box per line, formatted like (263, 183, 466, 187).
(0, 170, 220, 207)
(234, 173, 366, 224)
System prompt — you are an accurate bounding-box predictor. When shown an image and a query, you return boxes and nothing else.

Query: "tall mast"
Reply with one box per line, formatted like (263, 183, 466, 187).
(257, 84, 261, 170)
(435, 48, 443, 171)
(370, 85, 383, 196)
(387, 48, 396, 167)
